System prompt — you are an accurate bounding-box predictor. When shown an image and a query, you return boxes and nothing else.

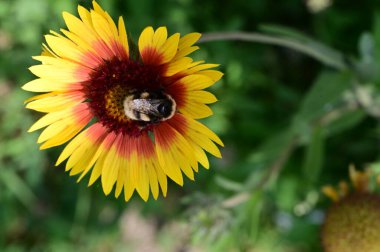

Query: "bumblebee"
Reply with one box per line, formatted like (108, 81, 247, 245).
(123, 90, 176, 122)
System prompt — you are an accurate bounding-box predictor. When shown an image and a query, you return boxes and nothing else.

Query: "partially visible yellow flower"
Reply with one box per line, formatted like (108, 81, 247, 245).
(23, 1, 223, 201)
(321, 164, 370, 202)
(321, 165, 380, 252)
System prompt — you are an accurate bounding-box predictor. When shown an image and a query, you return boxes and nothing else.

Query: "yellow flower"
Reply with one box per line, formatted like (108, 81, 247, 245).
(321, 165, 380, 252)
(23, 1, 223, 201)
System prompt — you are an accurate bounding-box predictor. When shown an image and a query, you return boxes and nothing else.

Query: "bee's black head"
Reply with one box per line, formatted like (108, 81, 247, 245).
(158, 100, 173, 118)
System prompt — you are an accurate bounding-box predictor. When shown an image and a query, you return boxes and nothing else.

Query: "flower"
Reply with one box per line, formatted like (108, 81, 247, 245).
(23, 1, 223, 201)
(321, 165, 380, 252)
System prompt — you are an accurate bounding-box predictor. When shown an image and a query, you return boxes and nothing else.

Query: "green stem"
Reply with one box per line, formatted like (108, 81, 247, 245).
(199, 32, 347, 71)
(70, 185, 91, 237)
(0, 168, 37, 210)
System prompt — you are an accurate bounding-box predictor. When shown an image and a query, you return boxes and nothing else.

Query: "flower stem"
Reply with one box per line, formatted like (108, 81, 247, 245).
(199, 32, 347, 71)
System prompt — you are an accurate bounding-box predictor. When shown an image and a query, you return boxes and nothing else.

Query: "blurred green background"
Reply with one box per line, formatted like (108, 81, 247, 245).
(2, 0, 380, 251)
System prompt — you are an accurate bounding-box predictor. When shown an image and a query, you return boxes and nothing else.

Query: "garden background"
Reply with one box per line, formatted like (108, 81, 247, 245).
(1, 0, 380, 251)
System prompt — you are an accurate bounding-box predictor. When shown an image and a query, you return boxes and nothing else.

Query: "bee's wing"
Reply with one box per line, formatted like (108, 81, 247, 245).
(131, 99, 162, 116)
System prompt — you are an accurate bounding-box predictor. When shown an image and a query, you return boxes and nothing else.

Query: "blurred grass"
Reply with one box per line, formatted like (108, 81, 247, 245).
(1, 0, 380, 251)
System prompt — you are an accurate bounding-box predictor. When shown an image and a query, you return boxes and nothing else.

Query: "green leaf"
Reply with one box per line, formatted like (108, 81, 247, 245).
(373, 12, 380, 60)
(295, 71, 352, 123)
(372, 13, 380, 83)
(325, 110, 366, 136)
(359, 32, 375, 63)
(232, 191, 264, 245)
(274, 175, 299, 211)
(245, 129, 296, 191)
(356, 32, 377, 82)
(215, 175, 244, 192)
(247, 129, 294, 167)
(302, 126, 324, 185)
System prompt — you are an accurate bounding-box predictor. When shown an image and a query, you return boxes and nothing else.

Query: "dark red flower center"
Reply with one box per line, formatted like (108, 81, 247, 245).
(83, 57, 166, 136)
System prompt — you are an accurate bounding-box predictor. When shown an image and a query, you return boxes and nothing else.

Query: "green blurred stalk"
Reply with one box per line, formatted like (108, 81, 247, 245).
(0, 167, 37, 209)
(70, 185, 91, 237)
(199, 32, 347, 71)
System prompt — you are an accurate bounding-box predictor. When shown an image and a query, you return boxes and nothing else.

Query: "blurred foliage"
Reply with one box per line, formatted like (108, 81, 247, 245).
(2, 0, 380, 251)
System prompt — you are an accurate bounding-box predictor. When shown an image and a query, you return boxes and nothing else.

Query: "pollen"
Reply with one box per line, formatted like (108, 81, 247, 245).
(104, 84, 129, 124)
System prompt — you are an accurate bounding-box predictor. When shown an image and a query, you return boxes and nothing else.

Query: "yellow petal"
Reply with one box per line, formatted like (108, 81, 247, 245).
(138, 26, 154, 52)
(32, 56, 79, 67)
(118, 17, 129, 56)
(154, 163, 167, 197)
(63, 11, 97, 43)
(178, 32, 201, 50)
(188, 90, 218, 104)
(189, 63, 220, 73)
(40, 120, 88, 149)
(45, 35, 84, 64)
(56, 129, 88, 165)
(92, 0, 107, 18)
(174, 147, 194, 180)
(90, 10, 115, 52)
(164, 57, 193, 76)
(338, 181, 349, 198)
(199, 70, 224, 82)
(26, 93, 83, 113)
(25, 93, 56, 104)
(174, 46, 199, 60)
(78, 6, 93, 28)
(135, 159, 150, 201)
(180, 102, 213, 119)
(159, 33, 180, 63)
(322, 185, 339, 202)
(77, 141, 105, 182)
(60, 29, 101, 63)
(28, 110, 66, 132)
(65, 139, 92, 171)
(191, 142, 209, 169)
(101, 141, 121, 195)
(146, 160, 159, 199)
(172, 127, 198, 167)
(349, 164, 370, 192)
(152, 27, 167, 49)
(29, 65, 88, 83)
(69, 145, 97, 176)
(37, 120, 68, 143)
(42, 43, 57, 57)
(176, 74, 214, 90)
(155, 144, 184, 186)
(123, 163, 135, 201)
(89, 150, 107, 186)
(187, 118, 224, 146)
(187, 130, 222, 158)
(22, 79, 69, 92)
(115, 165, 126, 198)
(92, 1, 119, 42)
